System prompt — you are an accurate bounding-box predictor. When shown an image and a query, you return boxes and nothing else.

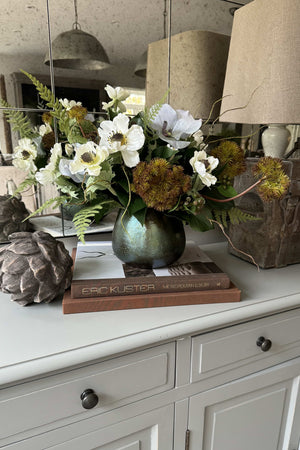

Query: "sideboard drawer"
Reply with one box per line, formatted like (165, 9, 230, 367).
(191, 309, 300, 383)
(0, 342, 175, 441)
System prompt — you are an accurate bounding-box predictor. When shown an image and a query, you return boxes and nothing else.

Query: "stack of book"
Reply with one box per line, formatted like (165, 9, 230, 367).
(62, 241, 241, 314)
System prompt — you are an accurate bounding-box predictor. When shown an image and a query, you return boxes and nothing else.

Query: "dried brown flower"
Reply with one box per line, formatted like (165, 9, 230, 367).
(210, 141, 246, 182)
(42, 112, 53, 125)
(253, 156, 290, 201)
(42, 131, 55, 150)
(132, 158, 191, 211)
(68, 105, 88, 121)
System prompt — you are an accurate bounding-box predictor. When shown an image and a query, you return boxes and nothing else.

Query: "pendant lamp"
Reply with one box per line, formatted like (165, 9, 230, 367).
(45, 0, 110, 71)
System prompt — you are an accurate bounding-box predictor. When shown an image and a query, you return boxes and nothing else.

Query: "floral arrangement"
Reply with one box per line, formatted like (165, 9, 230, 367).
(1, 71, 290, 242)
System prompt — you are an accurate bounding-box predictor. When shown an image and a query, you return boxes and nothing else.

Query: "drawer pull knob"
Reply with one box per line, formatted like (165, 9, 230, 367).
(80, 389, 99, 409)
(256, 336, 272, 352)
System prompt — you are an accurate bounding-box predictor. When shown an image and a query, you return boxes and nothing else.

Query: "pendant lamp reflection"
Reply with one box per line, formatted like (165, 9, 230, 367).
(134, 51, 147, 78)
(134, 0, 168, 78)
(45, 0, 110, 70)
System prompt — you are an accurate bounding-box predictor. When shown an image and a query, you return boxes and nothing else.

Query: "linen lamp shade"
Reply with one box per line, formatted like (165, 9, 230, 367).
(220, 0, 300, 126)
(146, 30, 230, 120)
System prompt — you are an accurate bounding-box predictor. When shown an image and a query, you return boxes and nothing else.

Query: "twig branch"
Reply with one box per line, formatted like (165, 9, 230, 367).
(209, 218, 260, 271)
(203, 177, 265, 203)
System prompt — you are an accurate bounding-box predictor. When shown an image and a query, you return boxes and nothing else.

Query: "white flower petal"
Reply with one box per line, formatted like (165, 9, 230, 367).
(118, 102, 127, 113)
(199, 172, 217, 187)
(105, 85, 116, 99)
(113, 114, 129, 135)
(121, 149, 140, 168)
(126, 125, 145, 151)
(172, 112, 202, 139)
(158, 136, 191, 149)
(59, 159, 84, 183)
(207, 155, 219, 171)
(115, 87, 130, 101)
(150, 103, 177, 131)
(98, 120, 116, 136)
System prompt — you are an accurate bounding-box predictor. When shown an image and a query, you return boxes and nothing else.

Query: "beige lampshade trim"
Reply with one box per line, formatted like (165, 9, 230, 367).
(220, 0, 300, 124)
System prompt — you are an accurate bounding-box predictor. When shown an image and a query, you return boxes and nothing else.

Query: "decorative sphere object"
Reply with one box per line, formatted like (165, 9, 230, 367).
(0, 231, 73, 306)
(0, 195, 32, 242)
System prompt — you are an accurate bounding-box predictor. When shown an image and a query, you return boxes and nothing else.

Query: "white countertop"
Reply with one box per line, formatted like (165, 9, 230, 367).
(1, 231, 300, 386)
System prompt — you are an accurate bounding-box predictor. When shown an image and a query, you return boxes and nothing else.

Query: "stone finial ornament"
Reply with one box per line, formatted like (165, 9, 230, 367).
(0, 231, 73, 306)
(0, 195, 32, 242)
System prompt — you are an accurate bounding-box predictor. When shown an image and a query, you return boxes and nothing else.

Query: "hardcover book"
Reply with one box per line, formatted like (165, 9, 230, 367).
(71, 241, 231, 299)
(63, 282, 241, 314)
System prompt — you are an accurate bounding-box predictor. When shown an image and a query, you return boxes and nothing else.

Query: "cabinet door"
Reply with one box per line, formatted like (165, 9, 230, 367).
(6, 405, 174, 450)
(188, 358, 300, 450)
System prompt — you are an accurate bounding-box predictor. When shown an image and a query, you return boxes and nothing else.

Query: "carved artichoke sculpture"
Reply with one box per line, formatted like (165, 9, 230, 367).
(0, 231, 73, 306)
(0, 195, 32, 242)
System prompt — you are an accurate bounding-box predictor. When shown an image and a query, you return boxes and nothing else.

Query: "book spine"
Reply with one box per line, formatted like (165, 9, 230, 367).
(71, 274, 231, 299)
(63, 283, 241, 314)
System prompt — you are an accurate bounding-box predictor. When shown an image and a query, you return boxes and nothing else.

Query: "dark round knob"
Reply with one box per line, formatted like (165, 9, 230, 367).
(80, 389, 99, 409)
(256, 336, 272, 352)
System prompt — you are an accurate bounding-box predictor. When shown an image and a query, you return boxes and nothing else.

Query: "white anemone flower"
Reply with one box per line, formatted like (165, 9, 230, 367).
(35, 143, 62, 185)
(69, 141, 109, 177)
(192, 130, 207, 150)
(102, 85, 130, 113)
(13, 138, 37, 173)
(190, 150, 219, 187)
(150, 104, 202, 149)
(98, 113, 144, 168)
(38, 123, 52, 137)
(59, 98, 82, 110)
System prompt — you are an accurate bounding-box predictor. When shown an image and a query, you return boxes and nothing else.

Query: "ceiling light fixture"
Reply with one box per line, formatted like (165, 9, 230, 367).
(44, 0, 110, 70)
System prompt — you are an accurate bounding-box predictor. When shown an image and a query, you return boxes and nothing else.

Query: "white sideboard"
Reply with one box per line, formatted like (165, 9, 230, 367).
(0, 236, 300, 450)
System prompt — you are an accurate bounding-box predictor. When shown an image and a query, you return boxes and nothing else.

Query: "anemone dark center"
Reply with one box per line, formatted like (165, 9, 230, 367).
(111, 133, 126, 145)
(81, 152, 94, 163)
(22, 150, 30, 159)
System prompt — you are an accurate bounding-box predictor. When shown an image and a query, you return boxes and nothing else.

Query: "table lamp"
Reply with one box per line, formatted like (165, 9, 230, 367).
(220, 0, 300, 158)
(146, 30, 230, 121)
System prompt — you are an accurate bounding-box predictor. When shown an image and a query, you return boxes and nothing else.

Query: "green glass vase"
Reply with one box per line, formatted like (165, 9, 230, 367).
(112, 209, 186, 268)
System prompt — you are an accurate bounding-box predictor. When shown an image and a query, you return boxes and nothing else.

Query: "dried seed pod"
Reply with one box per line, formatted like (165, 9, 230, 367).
(0, 231, 73, 306)
(0, 195, 32, 242)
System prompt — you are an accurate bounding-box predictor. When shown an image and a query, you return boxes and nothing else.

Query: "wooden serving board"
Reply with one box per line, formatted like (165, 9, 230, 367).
(62, 282, 241, 314)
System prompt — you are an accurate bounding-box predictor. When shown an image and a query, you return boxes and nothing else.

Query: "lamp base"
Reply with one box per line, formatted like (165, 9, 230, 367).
(261, 124, 290, 158)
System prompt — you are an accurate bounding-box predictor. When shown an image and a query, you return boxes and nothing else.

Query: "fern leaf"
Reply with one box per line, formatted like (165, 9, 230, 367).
(12, 177, 37, 197)
(143, 89, 169, 130)
(213, 207, 260, 228)
(72, 204, 105, 243)
(228, 207, 260, 225)
(25, 196, 69, 220)
(21, 70, 69, 134)
(0, 99, 38, 139)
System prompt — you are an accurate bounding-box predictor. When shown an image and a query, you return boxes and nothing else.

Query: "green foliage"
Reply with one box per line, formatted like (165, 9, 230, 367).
(173, 208, 214, 232)
(25, 196, 69, 220)
(152, 145, 177, 160)
(55, 176, 81, 198)
(143, 90, 169, 132)
(217, 185, 237, 198)
(12, 176, 37, 197)
(21, 70, 69, 136)
(213, 207, 260, 228)
(85, 162, 116, 197)
(0, 99, 38, 139)
(72, 203, 106, 243)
